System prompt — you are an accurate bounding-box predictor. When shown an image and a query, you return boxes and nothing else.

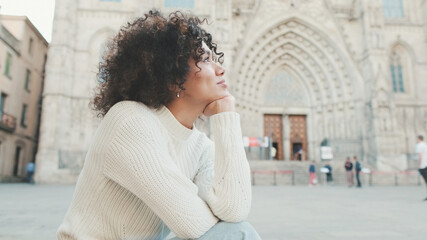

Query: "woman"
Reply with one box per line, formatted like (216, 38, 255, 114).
(57, 10, 260, 240)
(344, 157, 354, 187)
(308, 161, 317, 186)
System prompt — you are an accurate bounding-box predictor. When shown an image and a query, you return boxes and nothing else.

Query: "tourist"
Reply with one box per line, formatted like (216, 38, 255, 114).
(57, 10, 259, 239)
(354, 156, 362, 188)
(309, 161, 317, 186)
(345, 157, 353, 187)
(416, 135, 427, 201)
(324, 161, 333, 184)
(25, 161, 35, 184)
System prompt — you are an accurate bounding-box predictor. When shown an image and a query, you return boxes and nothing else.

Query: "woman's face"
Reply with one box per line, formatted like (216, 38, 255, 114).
(182, 42, 228, 106)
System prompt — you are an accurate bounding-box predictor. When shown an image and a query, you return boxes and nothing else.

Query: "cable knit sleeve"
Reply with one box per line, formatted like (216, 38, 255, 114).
(103, 114, 218, 239)
(194, 112, 252, 222)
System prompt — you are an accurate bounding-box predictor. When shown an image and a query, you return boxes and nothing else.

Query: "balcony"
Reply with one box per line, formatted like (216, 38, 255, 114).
(0, 25, 20, 54)
(0, 112, 17, 133)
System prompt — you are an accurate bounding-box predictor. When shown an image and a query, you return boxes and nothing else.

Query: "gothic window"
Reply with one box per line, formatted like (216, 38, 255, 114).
(389, 51, 404, 93)
(264, 71, 308, 107)
(164, 0, 194, 8)
(382, 0, 404, 18)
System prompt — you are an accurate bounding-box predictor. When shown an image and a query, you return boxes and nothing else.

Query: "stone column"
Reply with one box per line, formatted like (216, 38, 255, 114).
(359, 0, 405, 170)
(35, 0, 77, 183)
(283, 114, 291, 161)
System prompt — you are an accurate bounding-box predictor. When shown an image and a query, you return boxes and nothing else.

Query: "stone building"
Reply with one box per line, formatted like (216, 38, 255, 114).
(0, 15, 48, 181)
(35, 0, 427, 183)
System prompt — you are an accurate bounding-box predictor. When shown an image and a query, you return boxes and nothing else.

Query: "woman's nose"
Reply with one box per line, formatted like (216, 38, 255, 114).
(216, 63, 225, 76)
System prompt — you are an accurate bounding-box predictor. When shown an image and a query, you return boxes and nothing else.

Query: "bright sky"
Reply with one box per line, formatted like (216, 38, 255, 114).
(0, 0, 55, 42)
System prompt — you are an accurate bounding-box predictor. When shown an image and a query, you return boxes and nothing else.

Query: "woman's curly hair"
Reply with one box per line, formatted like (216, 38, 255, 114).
(92, 10, 224, 117)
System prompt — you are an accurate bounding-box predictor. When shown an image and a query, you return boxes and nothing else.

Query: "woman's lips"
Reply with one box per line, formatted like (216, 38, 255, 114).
(217, 80, 227, 88)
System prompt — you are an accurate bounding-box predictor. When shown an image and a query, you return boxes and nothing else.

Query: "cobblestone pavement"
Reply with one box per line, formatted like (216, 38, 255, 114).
(0, 183, 426, 240)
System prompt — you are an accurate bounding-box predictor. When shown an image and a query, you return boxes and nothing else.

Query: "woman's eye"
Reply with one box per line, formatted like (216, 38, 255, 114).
(204, 57, 210, 62)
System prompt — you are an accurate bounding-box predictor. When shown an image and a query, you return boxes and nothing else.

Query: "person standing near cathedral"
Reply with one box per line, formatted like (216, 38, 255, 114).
(57, 10, 260, 239)
(344, 157, 353, 187)
(324, 161, 333, 184)
(25, 161, 35, 184)
(308, 161, 317, 186)
(354, 156, 362, 188)
(416, 135, 427, 201)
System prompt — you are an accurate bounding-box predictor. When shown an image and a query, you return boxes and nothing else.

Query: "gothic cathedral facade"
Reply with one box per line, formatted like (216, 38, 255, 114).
(35, 0, 427, 183)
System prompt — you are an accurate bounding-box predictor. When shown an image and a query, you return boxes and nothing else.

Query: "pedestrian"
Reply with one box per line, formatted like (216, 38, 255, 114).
(354, 156, 362, 188)
(271, 146, 277, 160)
(25, 161, 35, 184)
(345, 157, 354, 187)
(57, 10, 260, 240)
(309, 161, 317, 186)
(298, 148, 304, 161)
(415, 135, 427, 201)
(324, 161, 333, 184)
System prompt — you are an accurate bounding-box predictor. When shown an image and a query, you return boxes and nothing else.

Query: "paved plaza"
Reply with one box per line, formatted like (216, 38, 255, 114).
(0, 184, 426, 240)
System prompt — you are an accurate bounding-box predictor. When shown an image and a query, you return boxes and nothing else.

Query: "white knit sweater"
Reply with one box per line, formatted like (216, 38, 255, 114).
(57, 101, 251, 240)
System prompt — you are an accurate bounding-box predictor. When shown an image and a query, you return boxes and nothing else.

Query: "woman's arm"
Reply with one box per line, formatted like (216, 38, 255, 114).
(194, 112, 252, 222)
(103, 115, 218, 239)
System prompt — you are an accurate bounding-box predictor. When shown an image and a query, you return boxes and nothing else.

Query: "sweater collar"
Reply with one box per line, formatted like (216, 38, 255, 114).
(156, 105, 195, 140)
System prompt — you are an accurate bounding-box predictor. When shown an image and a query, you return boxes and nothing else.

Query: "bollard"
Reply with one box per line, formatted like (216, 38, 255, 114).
(273, 172, 277, 186)
(417, 173, 421, 186)
(251, 171, 255, 186)
(292, 171, 295, 185)
(394, 173, 398, 186)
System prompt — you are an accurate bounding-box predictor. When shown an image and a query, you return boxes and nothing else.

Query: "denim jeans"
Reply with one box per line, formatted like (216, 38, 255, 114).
(169, 221, 261, 240)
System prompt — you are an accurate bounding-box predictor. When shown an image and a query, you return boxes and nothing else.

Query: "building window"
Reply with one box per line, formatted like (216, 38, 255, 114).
(28, 38, 33, 54)
(20, 104, 27, 128)
(4, 52, 12, 78)
(0, 93, 6, 116)
(13, 146, 21, 176)
(390, 52, 404, 93)
(382, 0, 404, 18)
(25, 69, 31, 91)
(165, 0, 195, 8)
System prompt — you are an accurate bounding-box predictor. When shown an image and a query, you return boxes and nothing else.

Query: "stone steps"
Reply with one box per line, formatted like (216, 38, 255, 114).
(248, 160, 422, 186)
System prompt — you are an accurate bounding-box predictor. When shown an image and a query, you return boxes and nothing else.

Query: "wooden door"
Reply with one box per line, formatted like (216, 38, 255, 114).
(289, 115, 308, 161)
(264, 114, 283, 160)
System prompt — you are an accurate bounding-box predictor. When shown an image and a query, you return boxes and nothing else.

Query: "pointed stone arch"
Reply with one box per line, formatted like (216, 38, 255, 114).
(232, 16, 364, 159)
(234, 17, 361, 136)
(87, 27, 116, 88)
(88, 27, 116, 60)
(233, 17, 362, 113)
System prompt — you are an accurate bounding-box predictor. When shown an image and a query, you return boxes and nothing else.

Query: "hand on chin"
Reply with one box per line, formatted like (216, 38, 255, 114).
(203, 92, 235, 117)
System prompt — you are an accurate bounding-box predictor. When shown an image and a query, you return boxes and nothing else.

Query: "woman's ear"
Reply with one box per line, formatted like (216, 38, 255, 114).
(167, 83, 178, 92)
(168, 83, 183, 99)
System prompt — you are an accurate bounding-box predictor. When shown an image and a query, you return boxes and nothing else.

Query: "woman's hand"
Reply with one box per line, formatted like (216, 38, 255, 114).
(203, 94, 236, 117)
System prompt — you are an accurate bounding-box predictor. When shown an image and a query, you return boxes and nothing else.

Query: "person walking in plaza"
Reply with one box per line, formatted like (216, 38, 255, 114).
(25, 161, 35, 184)
(354, 156, 362, 188)
(57, 10, 260, 240)
(309, 161, 317, 186)
(324, 161, 333, 184)
(416, 135, 427, 201)
(345, 157, 354, 187)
